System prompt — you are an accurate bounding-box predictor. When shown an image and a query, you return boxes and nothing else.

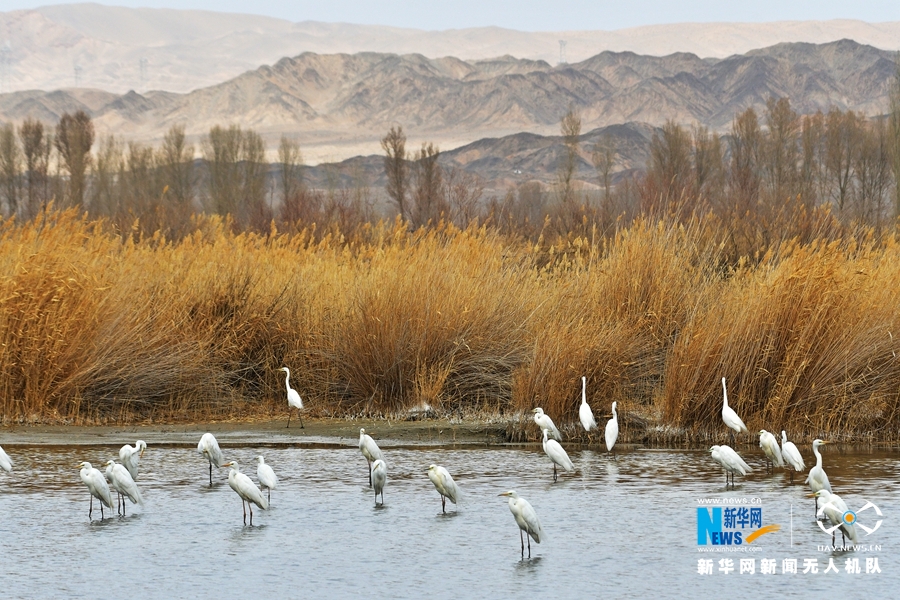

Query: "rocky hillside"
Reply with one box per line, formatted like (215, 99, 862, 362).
(0, 39, 895, 164)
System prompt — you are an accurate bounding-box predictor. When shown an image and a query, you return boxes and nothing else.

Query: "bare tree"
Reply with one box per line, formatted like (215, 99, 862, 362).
(55, 110, 94, 208)
(647, 120, 693, 216)
(158, 124, 194, 207)
(411, 142, 444, 226)
(0, 123, 20, 217)
(762, 97, 800, 201)
(591, 133, 616, 202)
(824, 108, 861, 213)
(729, 108, 762, 215)
(445, 167, 484, 228)
(90, 134, 123, 217)
(381, 125, 409, 220)
(557, 106, 581, 205)
(889, 54, 900, 218)
(278, 135, 304, 221)
(19, 118, 50, 217)
(692, 125, 724, 200)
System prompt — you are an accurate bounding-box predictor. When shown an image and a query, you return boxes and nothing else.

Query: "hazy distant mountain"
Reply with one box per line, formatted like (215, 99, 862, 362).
(0, 4, 898, 95)
(0, 39, 895, 164)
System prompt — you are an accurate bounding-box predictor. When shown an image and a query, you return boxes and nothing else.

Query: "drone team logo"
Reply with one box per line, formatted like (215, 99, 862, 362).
(817, 500, 883, 538)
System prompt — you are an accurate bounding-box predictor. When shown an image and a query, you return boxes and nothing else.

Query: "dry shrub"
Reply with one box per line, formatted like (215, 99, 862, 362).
(663, 237, 900, 442)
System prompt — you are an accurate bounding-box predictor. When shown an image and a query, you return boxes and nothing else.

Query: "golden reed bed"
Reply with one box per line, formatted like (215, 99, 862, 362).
(1, 209, 898, 443)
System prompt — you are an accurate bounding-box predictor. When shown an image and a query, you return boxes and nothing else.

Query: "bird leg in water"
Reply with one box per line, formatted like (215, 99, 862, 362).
(209, 462, 213, 487)
(553, 463, 557, 482)
(441, 495, 446, 514)
(242, 499, 247, 525)
(527, 533, 532, 558)
(286, 411, 291, 428)
(520, 529, 525, 557)
(368, 461, 373, 487)
(249, 503, 254, 526)
(89, 495, 93, 519)
(299, 414, 304, 429)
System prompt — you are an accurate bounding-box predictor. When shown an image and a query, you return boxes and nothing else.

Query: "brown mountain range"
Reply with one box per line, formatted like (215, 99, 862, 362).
(0, 39, 896, 166)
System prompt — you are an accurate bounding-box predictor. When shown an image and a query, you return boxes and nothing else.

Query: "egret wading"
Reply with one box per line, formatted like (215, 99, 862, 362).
(710, 445, 752, 489)
(758, 430, 784, 474)
(542, 428, 575, 481)
(280, 367, 304, 428)
(224, 461, 268, 525)
(813, 489, 859, 546)
(578, 376, 597, 432)
(256, 455, 278, 504)
(427, 464, 461, 513)
(78, 461, 113, 520)
(605, 401, 619, 459)
(780, 430, 805, 484)
(721, 377, 748, 446)
(104, 459, 143, 516)
(371, 459, 387, 506)
(806, 439, 832, 516)
(359, 428, 384, 487)
(499, 490, 544, 558)
(532, 408, 561, 441)
(197, 432, 225, 486)
(118, 440, 146, 481)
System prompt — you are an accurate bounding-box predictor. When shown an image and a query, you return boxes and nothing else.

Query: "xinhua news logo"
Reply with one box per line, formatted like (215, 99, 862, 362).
(697, 501, 780, 546)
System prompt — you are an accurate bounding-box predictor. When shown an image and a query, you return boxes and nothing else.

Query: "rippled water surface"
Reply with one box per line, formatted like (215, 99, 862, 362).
(1, 439, 897, 598)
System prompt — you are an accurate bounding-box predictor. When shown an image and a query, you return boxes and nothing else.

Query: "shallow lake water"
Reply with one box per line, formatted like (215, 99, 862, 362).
(0, 439, 897, 598)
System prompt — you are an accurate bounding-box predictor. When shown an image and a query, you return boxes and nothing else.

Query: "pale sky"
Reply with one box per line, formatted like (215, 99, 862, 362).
(3, 0, 900, 31)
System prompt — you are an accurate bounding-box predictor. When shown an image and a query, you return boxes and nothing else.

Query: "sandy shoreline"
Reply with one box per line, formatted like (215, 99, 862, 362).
(0, 418, 512, 448)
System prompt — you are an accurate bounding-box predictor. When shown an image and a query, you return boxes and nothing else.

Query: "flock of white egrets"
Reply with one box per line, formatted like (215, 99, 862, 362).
(713, 377, 856, 546)
(0, 371, 853, 554)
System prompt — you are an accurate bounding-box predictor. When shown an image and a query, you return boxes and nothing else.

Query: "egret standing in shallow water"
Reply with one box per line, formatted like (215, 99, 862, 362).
(359, 428, 384, 487)
(813, 489, 859, 546)
(710, 445, 752, 488)
(427, 464, 460, 513)
(118, 440, 146, 480)
(605, 401, 619, 459)
(721, 377, 748, 445)
(780, 430, 805, 483)
(280, 367, 304, 428)
(541, 428, 575, 481)
(223, 461, 268, 525)
(532, 408, 561, 441)
(256, 456, 278, 504)
(499, 490, 544, 558)
(0, 445, 12, 472)
(104, 459, 143, 516)
(371, 459, 387, 506)
(578, 376, 597, 432)
(758, 430, 784, 473)
(806, 439, 832, 515)
(197, 432, 225, 486)
(78, 461, 113, 519)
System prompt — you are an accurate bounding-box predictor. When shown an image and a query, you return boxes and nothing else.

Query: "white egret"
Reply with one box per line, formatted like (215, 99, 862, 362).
(118, 440, 147, 480)
(578, 376, 597, 432)
(0, 445, 12, 472)
(806, 439, 832, 516)
(103, 460, 143, 516)
(223, 461, 268, 525)
(813, 489, 859, 546)
(78, 461, 113, 519)
(541, 428, 575, 481)
(359, 428, 384, 487)
(427, 464, 461, 513)
(721, 377, 747, 445)
(371, 459, 387, 506)
(605, 401, 619, 459)
(758, 430, 784, 473)
(499, 490, 544, 558)
(709, 445, 752, 488)
(256, 455, 278, 503)
(780, 430, 805, 483)
(280, 366, 304, 428)
(197, 432, 225, 486)
(531, 408, 561, 441)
